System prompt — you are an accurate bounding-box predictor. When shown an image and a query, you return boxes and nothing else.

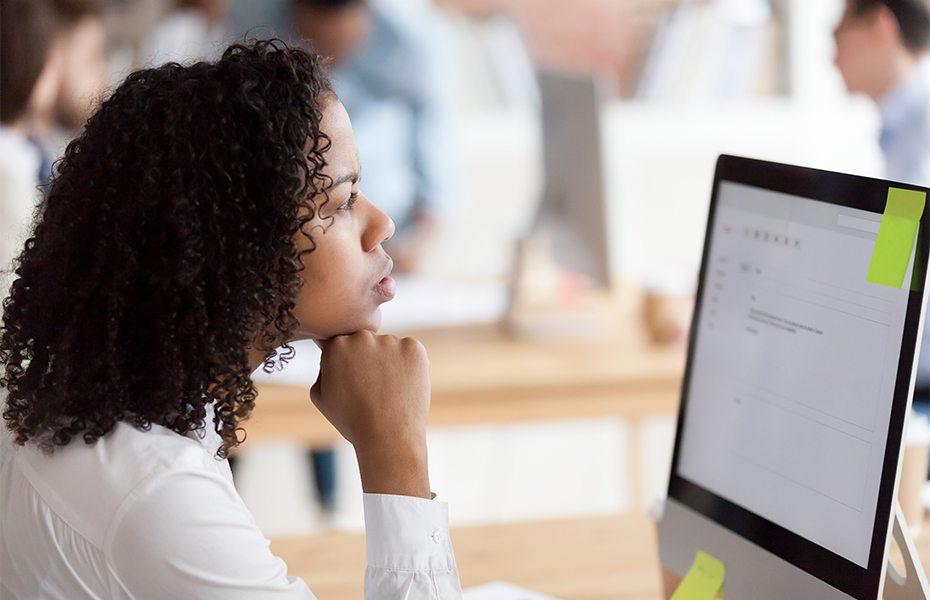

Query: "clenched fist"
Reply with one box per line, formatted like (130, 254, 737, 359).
(311, 330, 432, 499)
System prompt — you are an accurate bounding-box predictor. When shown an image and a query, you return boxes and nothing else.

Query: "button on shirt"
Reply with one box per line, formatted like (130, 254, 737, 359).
(0, 419, 461, 599)
(879, 56, 930, 388)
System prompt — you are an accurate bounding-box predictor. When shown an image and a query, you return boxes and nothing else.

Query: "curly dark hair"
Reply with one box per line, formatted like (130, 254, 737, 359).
(0, 40, 333, 457)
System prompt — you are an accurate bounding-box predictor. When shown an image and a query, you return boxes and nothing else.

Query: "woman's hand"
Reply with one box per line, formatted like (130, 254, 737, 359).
(310, 330, 432, 499)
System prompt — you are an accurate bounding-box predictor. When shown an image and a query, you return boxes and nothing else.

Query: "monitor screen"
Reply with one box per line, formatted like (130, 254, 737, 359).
(666, 155, 929, 599)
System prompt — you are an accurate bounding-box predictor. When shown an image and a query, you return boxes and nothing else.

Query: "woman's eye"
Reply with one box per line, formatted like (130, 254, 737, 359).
(340, 192, 359, 212)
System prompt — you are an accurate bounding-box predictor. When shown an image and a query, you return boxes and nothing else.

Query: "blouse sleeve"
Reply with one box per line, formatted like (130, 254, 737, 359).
(362, 493, 462, 599)
(105, 470, 461, 599)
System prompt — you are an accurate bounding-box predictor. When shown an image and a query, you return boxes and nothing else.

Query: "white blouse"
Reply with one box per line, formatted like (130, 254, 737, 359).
(0, 417, 460, 599)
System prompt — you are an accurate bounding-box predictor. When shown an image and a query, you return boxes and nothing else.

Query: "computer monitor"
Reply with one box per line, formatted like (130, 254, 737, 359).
(659, 155, 929, 599)
(533, 69, 611, 288)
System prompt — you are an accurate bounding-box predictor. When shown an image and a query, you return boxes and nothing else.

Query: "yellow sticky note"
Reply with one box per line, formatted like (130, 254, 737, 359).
(670, 550, 726, 600)
(867, 187, 926, 288)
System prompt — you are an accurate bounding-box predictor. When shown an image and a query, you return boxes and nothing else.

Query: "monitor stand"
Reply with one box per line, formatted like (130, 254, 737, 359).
(502, 234, 617, 340)
(660, 499, 929, 599)
(884, 501, 929, 600)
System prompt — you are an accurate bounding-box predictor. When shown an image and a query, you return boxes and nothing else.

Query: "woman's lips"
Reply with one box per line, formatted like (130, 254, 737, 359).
(375, 275, 396, 301)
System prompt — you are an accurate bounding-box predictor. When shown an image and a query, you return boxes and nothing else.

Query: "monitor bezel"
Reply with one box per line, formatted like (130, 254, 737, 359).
(667, 154, 929, 599)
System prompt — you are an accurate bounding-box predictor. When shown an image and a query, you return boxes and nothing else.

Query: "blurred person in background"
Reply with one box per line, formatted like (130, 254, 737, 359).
(0, 0, 106, 302)
(141, 0, 233, 66)
(1, 0, 55, 289)
(292, 0, 457, 275)
(834, 0, 930, 468)
(45, 0, 108, 158)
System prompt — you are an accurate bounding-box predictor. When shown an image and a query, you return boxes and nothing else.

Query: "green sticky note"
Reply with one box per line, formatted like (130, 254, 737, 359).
(670, 550, 725, 600)
(867, 187, 926, 288)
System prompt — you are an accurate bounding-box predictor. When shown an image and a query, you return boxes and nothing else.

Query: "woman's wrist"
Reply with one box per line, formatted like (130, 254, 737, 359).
(355, 440, 431, 499)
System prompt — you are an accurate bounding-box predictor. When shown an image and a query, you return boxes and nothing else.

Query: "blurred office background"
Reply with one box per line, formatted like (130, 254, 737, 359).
(5, 0, 899, 537)
(99, 0, 881, 286)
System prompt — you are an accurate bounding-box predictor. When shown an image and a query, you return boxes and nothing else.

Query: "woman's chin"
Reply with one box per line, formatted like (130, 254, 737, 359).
(353, 310, 383, 335)
(293, 309, 383, 341)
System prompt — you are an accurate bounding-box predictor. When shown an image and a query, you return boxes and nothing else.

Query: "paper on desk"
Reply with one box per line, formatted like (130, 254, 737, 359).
(462, 581, 562, 600)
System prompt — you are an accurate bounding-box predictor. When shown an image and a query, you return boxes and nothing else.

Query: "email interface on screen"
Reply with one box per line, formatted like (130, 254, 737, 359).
(678, 181, 916, 568)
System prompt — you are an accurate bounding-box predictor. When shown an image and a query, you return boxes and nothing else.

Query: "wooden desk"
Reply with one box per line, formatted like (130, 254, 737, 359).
(244, 318, 687, 447)
(271, 511, 930, 600)
(271, 511, 664, 600)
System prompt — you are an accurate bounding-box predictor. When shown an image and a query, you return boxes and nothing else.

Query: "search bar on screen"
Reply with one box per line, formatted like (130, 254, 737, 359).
(837, 214, 881, 234)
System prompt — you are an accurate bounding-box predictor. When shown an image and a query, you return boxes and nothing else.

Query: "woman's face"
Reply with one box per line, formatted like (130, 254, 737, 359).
(292, 98, 396, 340)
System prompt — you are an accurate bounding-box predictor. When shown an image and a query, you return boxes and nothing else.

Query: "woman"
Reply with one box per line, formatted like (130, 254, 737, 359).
(0, 40, 460, 599)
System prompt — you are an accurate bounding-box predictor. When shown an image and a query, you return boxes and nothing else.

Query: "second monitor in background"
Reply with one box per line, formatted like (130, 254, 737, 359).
(505, 69, 614, 338)
(535, 69, 611, 288)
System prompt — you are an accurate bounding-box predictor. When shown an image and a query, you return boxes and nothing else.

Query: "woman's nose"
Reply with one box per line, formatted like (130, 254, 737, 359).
(361, 195, 394, 251)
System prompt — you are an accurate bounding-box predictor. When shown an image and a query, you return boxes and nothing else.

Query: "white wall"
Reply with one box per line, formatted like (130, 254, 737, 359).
(417, 96, 883, 287)
(601, 97, 883, 281)
(418, 108, 543, 283)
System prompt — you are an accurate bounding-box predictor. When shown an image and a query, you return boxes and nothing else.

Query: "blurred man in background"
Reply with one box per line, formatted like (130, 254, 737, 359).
(1, 0, 55, 297)
(834, 0, 930, 472)
(293, 0, 457, 274)
(835, 0, 930, 183)
(45, 0, 108, 159)
(1, 0, 107, 301)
